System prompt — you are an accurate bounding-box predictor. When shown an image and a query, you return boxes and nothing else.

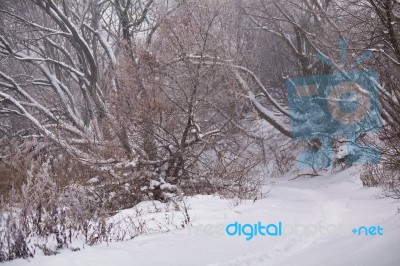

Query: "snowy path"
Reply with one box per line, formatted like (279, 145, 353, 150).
(5, 167, 400, 266)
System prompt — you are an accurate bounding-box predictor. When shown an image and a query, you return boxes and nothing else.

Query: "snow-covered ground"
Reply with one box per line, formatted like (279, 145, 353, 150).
(5, 166, 400, 266)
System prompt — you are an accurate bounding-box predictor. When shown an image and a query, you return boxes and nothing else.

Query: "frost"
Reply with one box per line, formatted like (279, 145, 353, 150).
(88, 177, 99, 184)
(109, 192, 116, 200)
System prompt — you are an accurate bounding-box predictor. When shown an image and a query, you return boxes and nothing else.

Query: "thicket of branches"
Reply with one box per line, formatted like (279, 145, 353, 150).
(0, 0, 400, 260)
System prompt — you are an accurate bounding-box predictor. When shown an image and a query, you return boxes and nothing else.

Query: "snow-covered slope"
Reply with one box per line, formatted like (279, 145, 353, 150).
(5, 166, 400, 266)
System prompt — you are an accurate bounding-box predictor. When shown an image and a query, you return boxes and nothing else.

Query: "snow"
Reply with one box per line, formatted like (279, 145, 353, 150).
(149, 180, 161, 189)
(96, 29, 117, 66)
(4, 166, 400, 266)
(160, 183, 176, 190)
(336, 142, 348, 160)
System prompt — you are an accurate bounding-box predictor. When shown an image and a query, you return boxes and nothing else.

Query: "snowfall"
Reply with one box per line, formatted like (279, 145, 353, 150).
(4, 166, 400, 266)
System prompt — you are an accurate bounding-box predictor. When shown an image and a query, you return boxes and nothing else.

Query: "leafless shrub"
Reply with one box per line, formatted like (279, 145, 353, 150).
(361, 164, 400, 199)
(0, 159, 193, 262)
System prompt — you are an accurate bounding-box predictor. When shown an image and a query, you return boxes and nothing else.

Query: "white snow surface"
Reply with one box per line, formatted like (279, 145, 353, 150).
(5, 166, 400, 266)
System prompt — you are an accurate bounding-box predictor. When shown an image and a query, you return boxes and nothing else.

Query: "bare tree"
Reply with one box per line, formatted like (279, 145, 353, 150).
(0, 0, 264, 203)
(113, 0, 264, 197)
(0, 0, 175, 169)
